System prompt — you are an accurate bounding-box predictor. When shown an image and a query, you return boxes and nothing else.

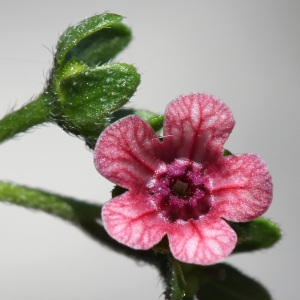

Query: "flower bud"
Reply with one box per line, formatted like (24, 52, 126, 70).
(45, 13, 139, 148)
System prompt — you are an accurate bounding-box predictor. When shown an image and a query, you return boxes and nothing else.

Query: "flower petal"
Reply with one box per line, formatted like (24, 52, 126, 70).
(94, 115, 162, 190)
(102, 191, 166, 249)
(163, 93, 235, 163)
(210, 154, 273, 222)
(167, 218, 237, 265)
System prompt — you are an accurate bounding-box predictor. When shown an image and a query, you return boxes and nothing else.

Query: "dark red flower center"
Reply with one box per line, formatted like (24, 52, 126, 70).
(171, 179, 192, 197)
(147, 159, 211, 222)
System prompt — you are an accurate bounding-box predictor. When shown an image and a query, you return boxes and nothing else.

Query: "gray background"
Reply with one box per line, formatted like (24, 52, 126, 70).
(0, 1, 299, 299)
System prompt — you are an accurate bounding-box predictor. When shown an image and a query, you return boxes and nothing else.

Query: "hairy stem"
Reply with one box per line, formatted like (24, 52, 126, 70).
(0, 93, 53, 144)
(0, 181, 101, 222)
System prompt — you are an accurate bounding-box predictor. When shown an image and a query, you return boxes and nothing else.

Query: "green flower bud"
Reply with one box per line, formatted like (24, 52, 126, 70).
(45, 13, 140, 148)
(55, 63, 140, 148)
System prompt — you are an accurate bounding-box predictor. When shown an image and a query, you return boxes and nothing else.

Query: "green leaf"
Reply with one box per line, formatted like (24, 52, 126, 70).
(163, 260, 272, 300)
(193, 263, 272, 300)
(57, 63, 140, 148)
(230, 217, 281, 253)
(65, 23, 131, 67)
(109, 108, 164, 132)
(110, 108, 157, 122)
(223, 149, 232, 156)
(55, 13, 124, 68)
(147, 114, 164, 132)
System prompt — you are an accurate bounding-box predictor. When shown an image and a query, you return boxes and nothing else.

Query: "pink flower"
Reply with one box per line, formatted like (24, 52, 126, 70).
(94, 93, 272, 265)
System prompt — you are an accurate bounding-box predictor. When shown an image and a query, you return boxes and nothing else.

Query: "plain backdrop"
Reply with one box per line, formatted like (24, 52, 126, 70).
(0, 1, 299, 299)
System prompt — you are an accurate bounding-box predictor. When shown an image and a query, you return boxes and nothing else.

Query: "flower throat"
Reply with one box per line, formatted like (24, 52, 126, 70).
(148, 159, 211, 222)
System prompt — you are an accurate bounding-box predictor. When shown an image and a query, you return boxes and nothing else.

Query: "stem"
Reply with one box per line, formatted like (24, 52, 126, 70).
(0, 92, 53, 144)
(171, 258, 187, 300)
(0, 181, 101, 223)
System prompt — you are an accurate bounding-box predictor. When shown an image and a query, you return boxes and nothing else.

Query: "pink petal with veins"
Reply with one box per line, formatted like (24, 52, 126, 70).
(163, 94, 235, 163)
(210, 154, 273, 222)
(167, 218, 237, 265)
(102, 191, 166, 250)
(94, 115, 162, 190)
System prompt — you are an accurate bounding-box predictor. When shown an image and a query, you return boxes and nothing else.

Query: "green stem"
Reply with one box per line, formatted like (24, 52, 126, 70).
(170, 258, 187, 300)
(0, 181, 101, 223)
(0, 92, 53, 144)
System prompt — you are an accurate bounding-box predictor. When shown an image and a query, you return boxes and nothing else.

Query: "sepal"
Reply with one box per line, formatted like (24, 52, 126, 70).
(56, 63, 140, 148)
(230, 217, 281, 253)
(54, 13, 129, 72)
